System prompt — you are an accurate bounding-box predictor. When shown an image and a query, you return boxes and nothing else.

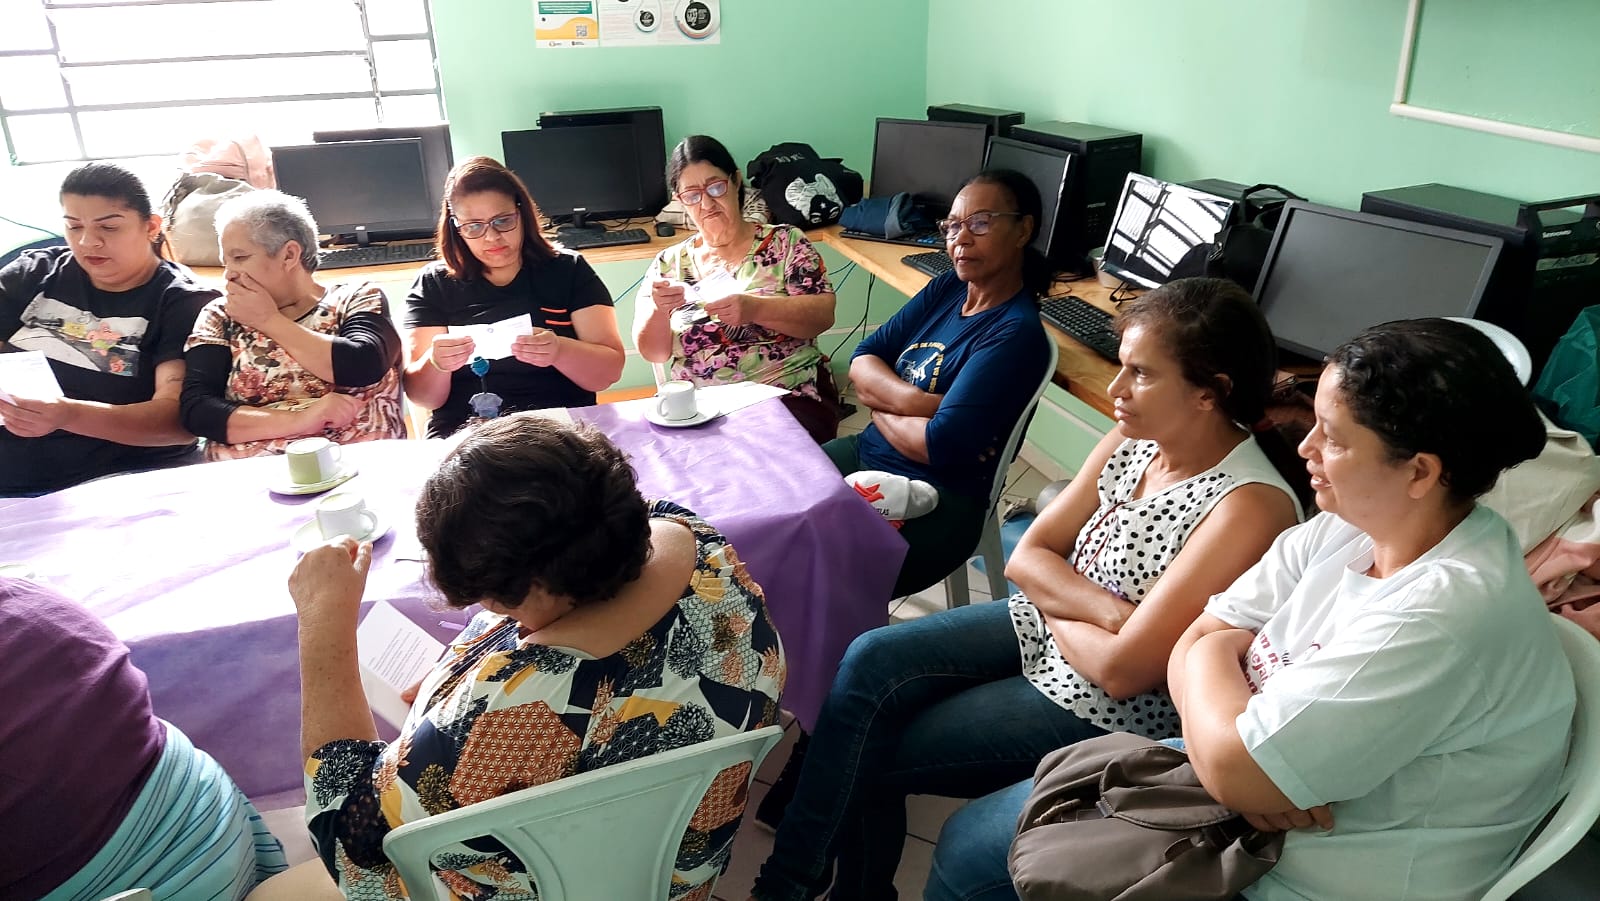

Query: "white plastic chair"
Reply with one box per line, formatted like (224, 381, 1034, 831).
(383, 725, 783, 901)
(1481, 616, 1600, 901)
(944, 333, 1059, 607)
(97, 892, 152, 901)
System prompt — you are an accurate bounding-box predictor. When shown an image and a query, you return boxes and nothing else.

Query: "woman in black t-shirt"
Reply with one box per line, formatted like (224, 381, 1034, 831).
(0, 162, 214, 495)
(402, 157, 625, 437)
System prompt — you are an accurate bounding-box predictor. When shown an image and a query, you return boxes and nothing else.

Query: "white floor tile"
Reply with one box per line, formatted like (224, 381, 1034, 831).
(905, 793, 968, 843)
(1002, 461, 1035, 494)
(895, 835, 938, 899)
(1006, 466, 1054, 509)
(259, 804, 317, 866)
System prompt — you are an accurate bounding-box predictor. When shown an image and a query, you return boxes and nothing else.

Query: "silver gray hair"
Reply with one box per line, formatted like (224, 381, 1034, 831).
(214, 189, 321, 272)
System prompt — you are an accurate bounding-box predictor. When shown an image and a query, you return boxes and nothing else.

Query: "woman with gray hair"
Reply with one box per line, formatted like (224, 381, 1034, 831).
(180, 189, 405, 460)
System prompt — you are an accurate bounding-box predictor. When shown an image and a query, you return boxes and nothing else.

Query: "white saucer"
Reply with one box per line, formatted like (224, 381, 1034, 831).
(0, 563, 40, 581)
(270, 465, 359, 496)
(643, 399, 719, 428)
(290, 511, 391, 553)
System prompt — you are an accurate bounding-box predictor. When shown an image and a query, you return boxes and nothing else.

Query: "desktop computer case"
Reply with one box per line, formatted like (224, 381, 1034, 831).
(927, 103, 1026, 139)
(537, 106, 669, 215)
(1361, 183, 1600, 374)
(1010, 121, 1143, 271)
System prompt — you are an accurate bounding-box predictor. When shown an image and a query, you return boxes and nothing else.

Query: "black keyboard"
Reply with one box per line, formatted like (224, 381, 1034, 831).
(839, 228, 946, 249)
(1041, 295, 1120, 363)
(318, 242, 437, 269)
(902, 251, 954, 278)
(558, 228, 652, 250)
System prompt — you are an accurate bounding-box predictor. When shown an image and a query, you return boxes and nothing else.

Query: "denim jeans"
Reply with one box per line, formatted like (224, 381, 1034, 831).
(751, 600, 1107, 901)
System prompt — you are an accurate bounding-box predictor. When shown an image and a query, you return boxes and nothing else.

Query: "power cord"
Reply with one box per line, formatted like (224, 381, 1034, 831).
(829, 273, 873, 359)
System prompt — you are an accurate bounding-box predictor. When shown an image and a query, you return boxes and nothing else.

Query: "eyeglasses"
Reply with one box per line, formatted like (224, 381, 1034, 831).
(937, 211, 1022, 241)
(452, 210, 520, 239)
(676, 178, 731, 207)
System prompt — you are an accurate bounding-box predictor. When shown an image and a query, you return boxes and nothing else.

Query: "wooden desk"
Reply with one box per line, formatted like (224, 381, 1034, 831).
(187, 225, 680, 286)
(816, 225, 1123, 418)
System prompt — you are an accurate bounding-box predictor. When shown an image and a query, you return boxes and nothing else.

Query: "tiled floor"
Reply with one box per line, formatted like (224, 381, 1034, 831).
(261, 395, 1061, 900)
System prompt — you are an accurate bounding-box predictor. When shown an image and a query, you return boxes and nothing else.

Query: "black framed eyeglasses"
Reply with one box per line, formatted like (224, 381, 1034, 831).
(937, 210, 1022, 241)
(676, 178, 731, 207)
(452, 210, 520, 239)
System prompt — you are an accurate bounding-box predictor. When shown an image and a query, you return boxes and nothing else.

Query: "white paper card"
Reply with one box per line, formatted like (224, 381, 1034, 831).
(686, 272, 743, 306)
(0, 351, 65, 405)
(448, 314, 535, 361)
(698, 382, 788, 415)
(357, 601, 447, 729)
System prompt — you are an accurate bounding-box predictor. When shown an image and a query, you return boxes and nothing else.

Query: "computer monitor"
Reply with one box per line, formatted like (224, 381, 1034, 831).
(271, 138, 435, 244)
(312, 123, 454, 220)
(869, 118, 988, 214)
(1100, 174, 1234, 289)
(1253, 201, 1505, 359)
(501, 124, 646, 229)
(983, 136, 1074, 267)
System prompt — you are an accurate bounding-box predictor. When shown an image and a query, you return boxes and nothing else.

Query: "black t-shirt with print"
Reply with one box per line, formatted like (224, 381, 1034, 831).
(404, 252, 613, 438)
(0, 247, 216, 495)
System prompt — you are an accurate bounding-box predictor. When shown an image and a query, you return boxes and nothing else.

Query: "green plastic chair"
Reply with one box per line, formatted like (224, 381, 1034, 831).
(383, 725, 783, 901)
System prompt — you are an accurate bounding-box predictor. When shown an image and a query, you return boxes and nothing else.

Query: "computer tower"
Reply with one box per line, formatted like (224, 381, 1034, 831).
(537, 106, 668, 214)
(927, 103, 1026, 140)
(1009, 121, 1143, 270)
(1361, 183, 1600, 374)
(1181, 178, 1294, 208)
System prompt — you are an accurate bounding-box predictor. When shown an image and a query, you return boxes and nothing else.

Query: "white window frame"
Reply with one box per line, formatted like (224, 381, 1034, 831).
(0, 0, 446, 165)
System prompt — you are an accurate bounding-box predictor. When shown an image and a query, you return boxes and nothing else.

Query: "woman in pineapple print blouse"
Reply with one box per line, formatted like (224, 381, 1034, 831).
(251, 414, 786, 901)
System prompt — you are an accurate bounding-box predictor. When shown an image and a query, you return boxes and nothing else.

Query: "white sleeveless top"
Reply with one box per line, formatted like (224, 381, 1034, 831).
(1008, 435, 1299, 739)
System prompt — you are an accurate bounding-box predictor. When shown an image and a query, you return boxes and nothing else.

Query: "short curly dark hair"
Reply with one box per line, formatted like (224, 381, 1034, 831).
(415, 415, 652, 609)
(1327, 318, 1546, 503)
(1115, 277, 1279, 428)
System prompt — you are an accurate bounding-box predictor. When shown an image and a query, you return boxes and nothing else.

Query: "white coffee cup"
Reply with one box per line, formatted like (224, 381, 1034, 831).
(315, 492, 373, 540)
(656, 379, 699, 421)
(286, 436, 342, 485)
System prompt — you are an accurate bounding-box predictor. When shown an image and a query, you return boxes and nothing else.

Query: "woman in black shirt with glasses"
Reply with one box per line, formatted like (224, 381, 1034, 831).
(403, 156, 625, 437)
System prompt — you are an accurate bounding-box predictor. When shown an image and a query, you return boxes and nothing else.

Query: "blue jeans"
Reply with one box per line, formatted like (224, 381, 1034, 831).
(927, 777, 1032, 901)
(751, 600, 1107, 901)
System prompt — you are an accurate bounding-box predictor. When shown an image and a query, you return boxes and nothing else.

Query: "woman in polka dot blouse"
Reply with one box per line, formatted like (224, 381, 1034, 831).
(752, 278, 1306, 901)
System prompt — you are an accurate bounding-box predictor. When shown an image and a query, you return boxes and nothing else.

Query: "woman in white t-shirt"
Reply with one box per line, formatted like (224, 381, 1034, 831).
(1164, 318, 1571, 901)
(754, 278, 1306, 901)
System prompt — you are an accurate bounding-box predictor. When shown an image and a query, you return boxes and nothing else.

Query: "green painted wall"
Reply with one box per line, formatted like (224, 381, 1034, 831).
(430, 0, 929, 388)
(925, 0, 1600, 210)
(928, 0, 1600, 474)
(432, 0, 930, 174)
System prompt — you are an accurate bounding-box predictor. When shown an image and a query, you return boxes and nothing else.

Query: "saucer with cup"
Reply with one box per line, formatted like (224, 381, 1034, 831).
(291, 491, 391, 552)
(644, 379, 718, 428)
(270, 436, 358, 495)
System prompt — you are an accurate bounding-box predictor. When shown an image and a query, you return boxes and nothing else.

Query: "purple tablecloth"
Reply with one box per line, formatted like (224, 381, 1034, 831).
(0, 397, 904, 805)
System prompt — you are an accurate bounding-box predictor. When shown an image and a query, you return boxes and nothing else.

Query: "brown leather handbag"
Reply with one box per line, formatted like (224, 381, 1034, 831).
(1008, 732, 1285, 901)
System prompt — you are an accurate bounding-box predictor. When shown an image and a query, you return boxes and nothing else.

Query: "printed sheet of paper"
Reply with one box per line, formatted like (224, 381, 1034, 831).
(357, 602, 448, 729)
(448, 314, 534, 361)
(0, 351, 65, 405)
(535, 0, 600, 47)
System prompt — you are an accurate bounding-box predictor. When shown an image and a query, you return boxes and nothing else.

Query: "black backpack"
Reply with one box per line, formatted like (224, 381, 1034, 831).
(1171, 183, 1303, 292)
(746, 143, 864, 230)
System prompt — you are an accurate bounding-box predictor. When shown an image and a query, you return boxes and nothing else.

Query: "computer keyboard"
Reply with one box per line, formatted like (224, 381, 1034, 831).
(558, 228, 652, 250)
(1040, 295, 1120, 363)
(318, 242, 437, 269)
(902, 251, 954, 278)
(839, 228, 946, 249)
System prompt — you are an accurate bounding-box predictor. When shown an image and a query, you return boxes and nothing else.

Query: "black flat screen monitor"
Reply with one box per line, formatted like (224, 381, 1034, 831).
(1101, 174, 1233, 289)
(983, 136, 1074, 265)
(870, 118, 988, 214)
(271, 138, 435, 244)
(1253, 201, 1505, 359)
(501, 124, 646, 225)
(313, 123, 453, 220)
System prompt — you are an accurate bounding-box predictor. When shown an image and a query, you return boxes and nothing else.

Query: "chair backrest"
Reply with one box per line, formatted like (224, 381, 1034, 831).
(1481, 615, 1600, 901)
(96, 891, 152, 901)
(982, 331, 1059, 516)
(383, 725, 783, 901)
